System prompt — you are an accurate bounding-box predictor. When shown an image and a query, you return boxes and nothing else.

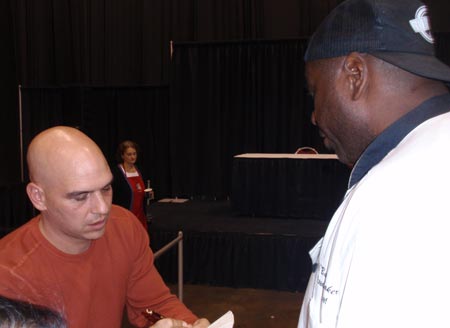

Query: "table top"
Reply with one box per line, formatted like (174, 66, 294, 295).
(234, 153, 338, 159)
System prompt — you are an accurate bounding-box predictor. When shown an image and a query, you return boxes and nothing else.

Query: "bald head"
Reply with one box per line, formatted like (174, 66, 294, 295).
(27, 126, 109, 187)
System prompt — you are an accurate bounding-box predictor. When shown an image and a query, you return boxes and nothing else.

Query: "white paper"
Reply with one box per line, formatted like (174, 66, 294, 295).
(208, 311, 234, 328)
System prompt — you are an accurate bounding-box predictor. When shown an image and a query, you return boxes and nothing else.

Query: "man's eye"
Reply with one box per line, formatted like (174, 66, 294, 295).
(74, 194, 88, 201)
(102, 186, 112, 193)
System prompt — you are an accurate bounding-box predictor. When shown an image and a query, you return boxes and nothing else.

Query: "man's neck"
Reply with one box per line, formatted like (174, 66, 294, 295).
(38, 219, 91, 254)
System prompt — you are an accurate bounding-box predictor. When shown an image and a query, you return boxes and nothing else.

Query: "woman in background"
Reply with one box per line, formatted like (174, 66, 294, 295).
(112, 140, 152, 230)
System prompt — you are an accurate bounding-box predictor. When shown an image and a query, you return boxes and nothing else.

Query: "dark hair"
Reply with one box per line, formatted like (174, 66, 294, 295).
(115, 140, 140, 163)
(0, 296, 66, 328)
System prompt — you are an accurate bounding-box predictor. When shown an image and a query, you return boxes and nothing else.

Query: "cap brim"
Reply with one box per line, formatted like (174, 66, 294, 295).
(370, 52, 450, 83)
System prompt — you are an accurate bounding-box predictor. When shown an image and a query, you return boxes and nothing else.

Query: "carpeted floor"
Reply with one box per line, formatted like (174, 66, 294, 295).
(122, 283, 303, 328)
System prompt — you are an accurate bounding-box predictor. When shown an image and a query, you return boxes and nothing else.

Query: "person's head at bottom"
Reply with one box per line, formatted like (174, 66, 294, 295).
(304, 0, 450, 167)
(0, 295, 66, 328)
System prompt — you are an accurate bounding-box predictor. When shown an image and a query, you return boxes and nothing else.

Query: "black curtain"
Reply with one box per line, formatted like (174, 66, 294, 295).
(17, 33, 450, 200)
(19, 38, 320, 200)
(82, 86, 172, 197)
(151, 230, 317, 291)
(0, 183, 35, 237)
(20, 86, 172, 197)
(169, 39, 322, 199)
(9, 0, 346, 88)
(3, 0, 448, 188)
(436, 32, 450, 66)
(0, 0, 19, 185)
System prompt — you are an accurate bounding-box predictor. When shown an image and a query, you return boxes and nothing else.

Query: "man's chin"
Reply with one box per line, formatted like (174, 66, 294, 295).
(85, 222, 107, 239)
(333, 151, 354, 168)
(85, 229, 106, 241)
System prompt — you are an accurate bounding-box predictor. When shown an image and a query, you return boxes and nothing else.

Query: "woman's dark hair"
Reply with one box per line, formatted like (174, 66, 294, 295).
(0, 295, 66, 327)
(115, 140, 140, 163)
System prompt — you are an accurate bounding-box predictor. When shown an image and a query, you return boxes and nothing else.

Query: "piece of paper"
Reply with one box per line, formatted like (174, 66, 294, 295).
(208, 311, 234, 328)
(171, 198, 188, 203)
(157, 198, 173, 203)
(157, 198, 189, 203)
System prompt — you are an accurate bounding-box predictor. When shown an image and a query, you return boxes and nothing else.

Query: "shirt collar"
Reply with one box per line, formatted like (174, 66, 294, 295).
(349, 93, 450, 188)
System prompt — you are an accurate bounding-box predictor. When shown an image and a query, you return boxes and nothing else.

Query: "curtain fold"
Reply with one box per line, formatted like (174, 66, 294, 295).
(18, 39, 320, 201)
(9, 0, 348, 87)
(20, 86, 172, 197)
(169, 39, 322, 199)
(436, 32, 450, 66)
(0, 183, 35, 237)
(16, 32, 450, 200)
(151, 230, 317, 292)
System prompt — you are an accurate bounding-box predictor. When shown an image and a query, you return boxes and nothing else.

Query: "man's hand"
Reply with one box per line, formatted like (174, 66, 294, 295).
(149, 317, 210, 328)
(192, 318, 210, 327)
(150, 318, 191, 328)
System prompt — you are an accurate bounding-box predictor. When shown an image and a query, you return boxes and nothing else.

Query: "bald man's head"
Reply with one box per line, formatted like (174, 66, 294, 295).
(25, 126, 114, 253)
(27, 126, 109, 187)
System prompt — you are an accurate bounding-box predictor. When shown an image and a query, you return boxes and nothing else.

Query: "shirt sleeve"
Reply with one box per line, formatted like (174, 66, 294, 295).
(123, 213, 197, 327)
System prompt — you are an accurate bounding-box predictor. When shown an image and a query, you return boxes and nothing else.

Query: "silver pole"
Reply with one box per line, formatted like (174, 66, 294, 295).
(18, 85, 24, 182)
(178, 231, 183, 302)
(153, 231, 184, 301)
(153, 232, 183, 259)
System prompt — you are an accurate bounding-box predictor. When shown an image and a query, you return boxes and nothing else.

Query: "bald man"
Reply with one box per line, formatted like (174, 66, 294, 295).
(0, 126, 209, 328)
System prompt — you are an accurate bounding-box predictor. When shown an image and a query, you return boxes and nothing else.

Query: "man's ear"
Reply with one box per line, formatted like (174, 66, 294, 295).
(26, 182, 47, 211)
(343, 52, 368, 101)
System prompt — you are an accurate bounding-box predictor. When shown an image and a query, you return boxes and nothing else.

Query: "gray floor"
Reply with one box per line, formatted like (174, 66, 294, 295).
(122, 284, 304, 327)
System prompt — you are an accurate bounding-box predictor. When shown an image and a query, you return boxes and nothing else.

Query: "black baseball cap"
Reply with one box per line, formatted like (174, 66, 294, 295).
(304, 0, 450, 83)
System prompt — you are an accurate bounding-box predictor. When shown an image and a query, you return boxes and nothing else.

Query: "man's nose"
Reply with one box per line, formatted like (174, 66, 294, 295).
(91, 191, 110, 214)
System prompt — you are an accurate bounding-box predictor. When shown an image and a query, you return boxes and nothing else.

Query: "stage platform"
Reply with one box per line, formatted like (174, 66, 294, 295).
(148, 199, 329, 292)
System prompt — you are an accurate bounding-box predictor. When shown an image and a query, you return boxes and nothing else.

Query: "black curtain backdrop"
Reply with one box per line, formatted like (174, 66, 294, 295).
(151, 230, 317, 291)
(16, 33, 450, 202)
(0, 0, 19, 185)
(18, 39, 321, 200)
(82, 86, 171, 196)
(0, 183, 35, 237)
(436, 32, 450, 66)
(2, 0, 449, 187)
(169, 39, 322, 199)
(1, 0, 346, 186)
(20, 86, 172, 196)
(8, 0, 345, 87)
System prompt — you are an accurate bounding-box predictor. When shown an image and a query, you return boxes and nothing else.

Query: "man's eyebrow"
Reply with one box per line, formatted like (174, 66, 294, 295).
(66, 190, 89, 198)
(66, 178, 113, 198)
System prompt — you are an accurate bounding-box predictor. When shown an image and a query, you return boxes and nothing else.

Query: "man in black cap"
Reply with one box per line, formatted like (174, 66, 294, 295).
(299, 0, 450, 327)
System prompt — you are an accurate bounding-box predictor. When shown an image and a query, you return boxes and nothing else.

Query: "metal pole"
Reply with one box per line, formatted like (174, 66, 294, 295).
(153, 233, 183, 259)
(178, 231, 183, 302)
(18, 85, 24, 182)
(152, 231, 184, 301)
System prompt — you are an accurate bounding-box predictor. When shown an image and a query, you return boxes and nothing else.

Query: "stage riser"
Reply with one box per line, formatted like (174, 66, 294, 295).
(151, 231, 318, 292)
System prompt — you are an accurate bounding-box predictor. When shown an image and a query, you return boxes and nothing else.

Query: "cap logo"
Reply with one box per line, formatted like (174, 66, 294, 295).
(409, 5, 434, 44)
